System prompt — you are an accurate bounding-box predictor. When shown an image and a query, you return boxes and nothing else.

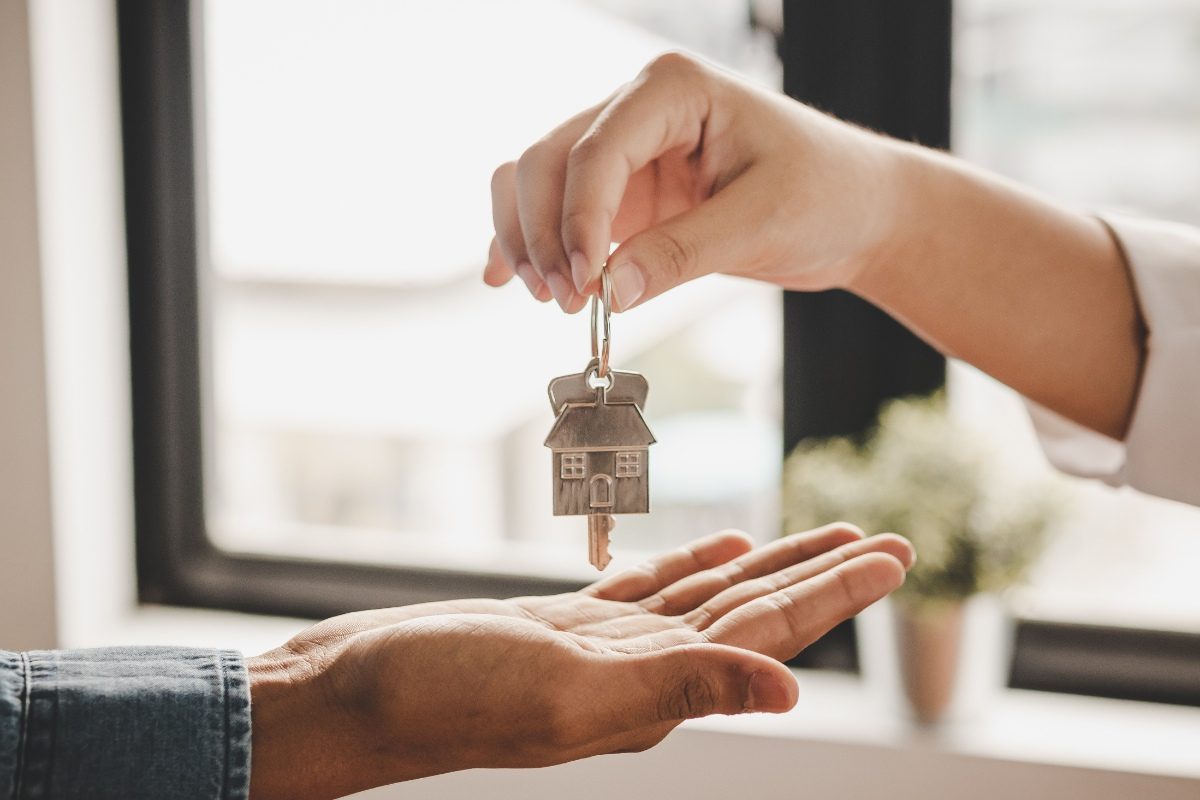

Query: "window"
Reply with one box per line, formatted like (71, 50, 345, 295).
(560, 454, 586, 480)
(120, 0, 789, 617)
(122, 0, 1197, 702)
(616, 452, 642, 479)
(953, 0, 1200, 705)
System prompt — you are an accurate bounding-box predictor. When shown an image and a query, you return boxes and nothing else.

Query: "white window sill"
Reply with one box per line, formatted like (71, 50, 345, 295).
(689, 670, 1200, 780)
(75, 603, 1200, 799)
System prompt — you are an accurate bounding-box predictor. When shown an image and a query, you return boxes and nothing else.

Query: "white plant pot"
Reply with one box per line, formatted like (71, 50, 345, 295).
(858, 594, 1014, 726)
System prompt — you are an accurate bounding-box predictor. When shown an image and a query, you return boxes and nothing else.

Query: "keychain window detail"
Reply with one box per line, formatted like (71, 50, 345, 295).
(615, 451, 642, 478)
(560, 453, 586, 480)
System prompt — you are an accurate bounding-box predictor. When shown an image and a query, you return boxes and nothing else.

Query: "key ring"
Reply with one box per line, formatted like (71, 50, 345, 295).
(590, 267, 612, 378)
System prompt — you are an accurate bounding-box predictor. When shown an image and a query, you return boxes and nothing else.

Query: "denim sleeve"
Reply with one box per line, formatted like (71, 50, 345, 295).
(0, 647, 250, 800)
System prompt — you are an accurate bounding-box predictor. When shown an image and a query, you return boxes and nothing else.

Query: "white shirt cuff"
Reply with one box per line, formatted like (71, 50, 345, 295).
(1026, 213, 1200, 507)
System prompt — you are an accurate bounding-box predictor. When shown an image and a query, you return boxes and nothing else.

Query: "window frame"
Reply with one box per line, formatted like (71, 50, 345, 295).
(118, 0, 1200, 704)
(560, 453, 586, 480)
(615, 451, 641, 478)
(118, 0, 582, 618)
(778, 0, 951, 671)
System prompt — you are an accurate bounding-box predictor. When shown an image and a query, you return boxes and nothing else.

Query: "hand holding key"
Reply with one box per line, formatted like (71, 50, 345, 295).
(247, 525, 914, 799)
(485, 51, 906, 312)
(488, 51, 1139, 442)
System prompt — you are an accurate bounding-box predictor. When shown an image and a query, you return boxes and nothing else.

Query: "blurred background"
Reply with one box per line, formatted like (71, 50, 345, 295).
(200, 0, 1200, 631)
(3, 0, 1200, 796)
(200, 0, 784, 584)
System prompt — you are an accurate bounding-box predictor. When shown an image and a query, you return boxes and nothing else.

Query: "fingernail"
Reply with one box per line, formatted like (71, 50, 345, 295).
(545, 271, 576, 311)
(570, 251, 592, 293)
(515, 262, 545, 298)
(746, 672, 791, 713)
(609, 262, 645, 311)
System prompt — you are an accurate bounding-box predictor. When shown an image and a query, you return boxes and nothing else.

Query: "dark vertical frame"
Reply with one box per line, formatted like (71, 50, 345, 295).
(780, 0, 950, 456)
(779, 0, 951, 671)
(118, 0, 204, 604)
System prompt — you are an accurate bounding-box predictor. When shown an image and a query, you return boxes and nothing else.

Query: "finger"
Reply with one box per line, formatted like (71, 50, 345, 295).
(638, 523, 865, 616)
(491, 161, 551, 302)
(684, 533, 915, 629)
(515, 102, 607, 312)
(705, 552, 907, 662)
(556, 642, 799, 759)
(483, 237, 516, 288)
(578, 643, 797, 737)
(603, 167, 778, 310)
(561, 52, 715, 295)
(584, 529, 755, 602)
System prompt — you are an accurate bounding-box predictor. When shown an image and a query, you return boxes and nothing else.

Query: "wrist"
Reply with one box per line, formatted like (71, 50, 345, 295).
(842, 137, 933, 301)
(247, 650, 362, 800)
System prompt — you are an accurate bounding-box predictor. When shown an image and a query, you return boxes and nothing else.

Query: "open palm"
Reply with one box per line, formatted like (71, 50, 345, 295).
(248, 524, 912, 800)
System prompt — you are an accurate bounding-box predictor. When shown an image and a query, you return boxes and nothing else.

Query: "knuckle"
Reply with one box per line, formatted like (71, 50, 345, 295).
(755, 573, 787, 597)
(525, 232, 567, 271)
(647, 229, 697, 281)
(659, 669, 718, 721)
(490, 161, 515, 191)
(768, 592, 805, 642)
(517, 141, 551, 174)
(832, 564, 865, 609)
(685, 605, 714, 630)
(566, 134, 605, 170)
(561, 206, 603, 241)
(718, 558, 748, 585)
(643, 50, 700, 80)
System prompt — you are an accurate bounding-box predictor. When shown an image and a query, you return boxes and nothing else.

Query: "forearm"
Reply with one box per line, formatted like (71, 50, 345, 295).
(849, 142, 1146, 440)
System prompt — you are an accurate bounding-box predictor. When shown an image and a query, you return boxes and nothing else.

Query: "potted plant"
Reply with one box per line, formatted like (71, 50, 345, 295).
(782, 393, 1061, 724)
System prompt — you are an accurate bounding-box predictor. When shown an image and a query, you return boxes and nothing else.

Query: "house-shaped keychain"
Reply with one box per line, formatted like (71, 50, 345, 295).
(545, 372, 655, 517)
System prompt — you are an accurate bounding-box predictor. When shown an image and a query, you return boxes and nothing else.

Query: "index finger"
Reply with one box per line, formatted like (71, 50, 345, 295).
(703, 552, 906, 662)
(584, 530, 754, 602)
(561, 53, 715, 292)
(636, 523, 865, 616)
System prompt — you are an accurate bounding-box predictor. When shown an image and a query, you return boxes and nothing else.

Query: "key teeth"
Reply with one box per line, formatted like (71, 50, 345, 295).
(592, 546, 612, 571)
(588, 514, 615, 571)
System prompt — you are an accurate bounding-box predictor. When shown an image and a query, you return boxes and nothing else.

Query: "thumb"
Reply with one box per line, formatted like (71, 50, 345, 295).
(609, 643, 798, 728)
(604, 173, 772, 311)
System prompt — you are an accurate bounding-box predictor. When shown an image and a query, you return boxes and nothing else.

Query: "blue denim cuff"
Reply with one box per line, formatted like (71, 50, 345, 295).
(0, 647, 250, 800)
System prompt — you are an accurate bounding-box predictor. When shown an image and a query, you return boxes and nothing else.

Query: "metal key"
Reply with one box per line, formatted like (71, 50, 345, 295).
(544, 269, 655, 570)
(587, 514, 615, 571)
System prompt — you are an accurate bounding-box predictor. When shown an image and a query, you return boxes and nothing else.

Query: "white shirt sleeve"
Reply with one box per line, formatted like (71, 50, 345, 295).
(1026, 213, 1200, 507)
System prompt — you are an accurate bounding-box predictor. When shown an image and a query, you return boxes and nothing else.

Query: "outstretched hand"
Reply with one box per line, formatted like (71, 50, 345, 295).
(248, 524, 914, 799)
